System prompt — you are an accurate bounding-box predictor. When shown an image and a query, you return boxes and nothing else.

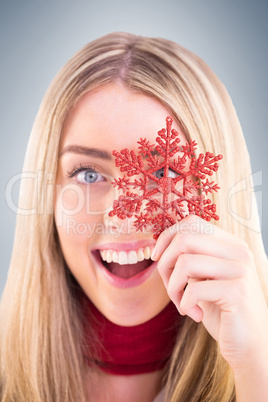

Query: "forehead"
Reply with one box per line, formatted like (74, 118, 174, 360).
(60, 83, 185, 151)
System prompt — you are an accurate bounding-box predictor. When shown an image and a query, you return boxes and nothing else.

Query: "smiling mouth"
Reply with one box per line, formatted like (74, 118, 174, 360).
(93, 246, 155, 279)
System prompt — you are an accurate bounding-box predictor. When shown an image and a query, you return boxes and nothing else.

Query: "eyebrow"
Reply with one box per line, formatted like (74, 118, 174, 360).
(59, 144, 162, 161)
(59, 145, 112, 160)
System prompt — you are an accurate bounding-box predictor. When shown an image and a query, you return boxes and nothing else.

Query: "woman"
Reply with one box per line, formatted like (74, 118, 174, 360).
(1, 32, 267, 401)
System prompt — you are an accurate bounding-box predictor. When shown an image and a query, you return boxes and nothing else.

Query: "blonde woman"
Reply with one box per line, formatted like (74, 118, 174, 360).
(1, 32, 268, 402)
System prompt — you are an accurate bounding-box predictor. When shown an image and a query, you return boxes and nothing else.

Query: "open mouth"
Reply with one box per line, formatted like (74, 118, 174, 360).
(92, 246, 155, 279)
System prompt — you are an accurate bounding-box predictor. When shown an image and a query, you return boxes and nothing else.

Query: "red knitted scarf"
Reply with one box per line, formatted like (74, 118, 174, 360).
(82, 297, 181, 375)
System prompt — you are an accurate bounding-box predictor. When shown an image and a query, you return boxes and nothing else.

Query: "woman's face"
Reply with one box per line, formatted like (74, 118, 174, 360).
(54, 83, 187, 325)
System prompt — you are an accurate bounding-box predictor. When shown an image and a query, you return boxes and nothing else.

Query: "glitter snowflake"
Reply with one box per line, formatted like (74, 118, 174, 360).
(109, 116, 223, 239)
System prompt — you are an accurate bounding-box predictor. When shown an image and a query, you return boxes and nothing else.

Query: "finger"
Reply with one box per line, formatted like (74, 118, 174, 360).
(152, 215, 247, 262)
(156, 232, 252, 280)
(167, 278, 203, 321)
(161, 254, 245, 295)
(180, 279, 232, 319)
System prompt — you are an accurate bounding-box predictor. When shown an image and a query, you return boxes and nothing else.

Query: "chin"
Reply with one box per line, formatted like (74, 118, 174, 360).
(90, 282, 171, 327)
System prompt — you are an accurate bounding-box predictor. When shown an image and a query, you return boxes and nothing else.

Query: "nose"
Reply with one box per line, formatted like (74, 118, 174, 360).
(103, 208, 137, 235)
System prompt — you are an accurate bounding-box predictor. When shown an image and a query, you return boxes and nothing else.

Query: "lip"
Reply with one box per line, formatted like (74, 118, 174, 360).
(93, 239, 156, 252)
(91, 240, 157, 289)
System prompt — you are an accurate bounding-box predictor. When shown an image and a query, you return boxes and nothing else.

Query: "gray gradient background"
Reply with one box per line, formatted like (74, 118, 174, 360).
(0, 0, 267, 296)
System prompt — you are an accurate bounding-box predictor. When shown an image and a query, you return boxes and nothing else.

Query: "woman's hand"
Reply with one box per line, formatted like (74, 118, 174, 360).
(151, 215, 268, 372)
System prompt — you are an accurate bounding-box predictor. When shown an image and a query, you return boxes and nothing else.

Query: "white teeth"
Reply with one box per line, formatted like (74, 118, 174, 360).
(118, 251, 128, 265)
(112, 251, 119, 263)
(99, 246, 153, 265)
(137, 249, 144, 262)
(128, 250, 138, 264)
(100, 250, 106, 261)
(144, 246, 151, 259)
(106, 250, 113, 263)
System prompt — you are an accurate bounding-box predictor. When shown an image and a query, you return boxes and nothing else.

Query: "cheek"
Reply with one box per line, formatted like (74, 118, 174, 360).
(54, 181, 117, 220)
(54, 182, 114, 225)
(53, 187, 99, 284)
(54, 184, 101, 247)
(54, 183, 86, 222)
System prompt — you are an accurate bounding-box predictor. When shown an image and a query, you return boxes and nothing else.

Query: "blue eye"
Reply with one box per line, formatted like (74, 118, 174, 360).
(76, 170, 105, 184)
(153, 168, 179, 179)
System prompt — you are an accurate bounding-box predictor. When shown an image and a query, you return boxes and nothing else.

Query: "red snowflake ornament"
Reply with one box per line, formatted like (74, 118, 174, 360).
(109, 116, 223, 239)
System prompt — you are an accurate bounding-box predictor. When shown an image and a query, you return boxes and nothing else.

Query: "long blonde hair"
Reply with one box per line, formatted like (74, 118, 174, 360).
(1, 32, 267, 401)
